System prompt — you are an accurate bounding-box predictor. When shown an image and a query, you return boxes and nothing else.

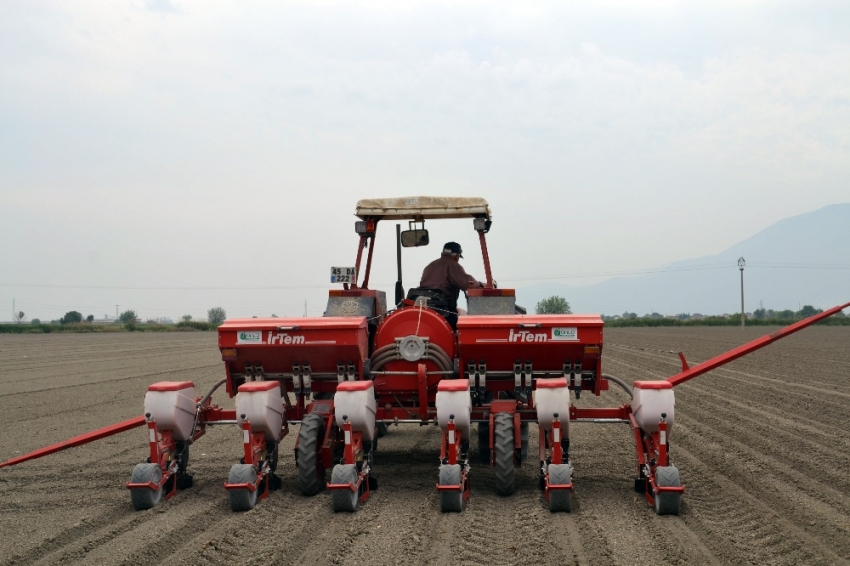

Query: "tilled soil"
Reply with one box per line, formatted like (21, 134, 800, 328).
(0, 327, 848, 566)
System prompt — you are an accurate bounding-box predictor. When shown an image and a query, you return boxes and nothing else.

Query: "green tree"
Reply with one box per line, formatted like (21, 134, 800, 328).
(119, 310, 138, 324)
(14, 311, 25, 323)
(86, 314, 94, 323)
(797, 305, 822, 318)
(60, 311, 83, 324)
(181, 314, 193, 322)
(535, 296, 571, 314)
(31, 318, 41, 325)
(208, 307, 227, 325)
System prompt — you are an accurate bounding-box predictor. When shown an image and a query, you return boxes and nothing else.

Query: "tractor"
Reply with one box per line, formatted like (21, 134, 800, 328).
(3, 196, 847, 516)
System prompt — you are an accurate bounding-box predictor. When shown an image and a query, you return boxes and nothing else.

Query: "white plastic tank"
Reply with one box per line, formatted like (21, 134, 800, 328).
(236, 381, 284, 441)
(436, 379, 472, 438)
(334, 381, 377, 441)
(533, 377, 570, 435)
(631, 380, 675, 434)
(144, 381, 196, 441)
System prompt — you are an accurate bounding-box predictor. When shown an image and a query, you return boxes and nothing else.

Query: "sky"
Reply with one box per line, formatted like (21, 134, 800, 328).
(1, 0, 848, 321)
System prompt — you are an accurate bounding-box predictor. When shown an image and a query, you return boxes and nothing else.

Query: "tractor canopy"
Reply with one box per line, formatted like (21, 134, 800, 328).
(355, 196, 491, 220)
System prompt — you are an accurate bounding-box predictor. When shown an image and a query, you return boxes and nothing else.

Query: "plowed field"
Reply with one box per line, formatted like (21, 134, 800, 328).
(1, 327, 849, 565)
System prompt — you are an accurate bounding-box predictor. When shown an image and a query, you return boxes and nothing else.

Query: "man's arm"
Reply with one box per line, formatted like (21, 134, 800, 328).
(447, 262, 483, 291)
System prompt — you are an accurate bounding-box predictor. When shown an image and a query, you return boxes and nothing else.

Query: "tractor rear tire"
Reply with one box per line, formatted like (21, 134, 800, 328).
(330, 464, 359, 512)
(493, 413, 515, 496)
(438, 464, 464, 513)
(297, 413, 326, 496)
(228, 464, 259, 512)
(547, 463, 573, 512)
(654, 466, 681, 516)
(129, 463, 163, 511)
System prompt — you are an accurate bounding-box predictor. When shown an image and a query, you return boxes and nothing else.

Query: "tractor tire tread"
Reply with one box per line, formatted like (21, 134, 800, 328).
(439, 464, 464, 513)
(654, 465, 681, 516)
(129, 463, 163, 511)
(297, 413, 326, 496)
(493, 413, 515, 496)
(228, 463, 258, 512)
(547, 463, 573, 512)
(331, 464, 360, 512)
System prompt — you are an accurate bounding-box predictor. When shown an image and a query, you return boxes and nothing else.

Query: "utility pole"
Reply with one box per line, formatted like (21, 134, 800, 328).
(738, 257, 746, 328)
(303, 300, 307, 317)
(116, 305, 119, 320)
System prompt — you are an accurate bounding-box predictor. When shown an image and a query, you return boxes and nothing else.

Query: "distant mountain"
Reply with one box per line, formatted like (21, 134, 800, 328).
(516, 204, 850, 316)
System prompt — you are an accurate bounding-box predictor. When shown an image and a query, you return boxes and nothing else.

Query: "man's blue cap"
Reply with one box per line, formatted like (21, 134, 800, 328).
(443, 242, 463, 258)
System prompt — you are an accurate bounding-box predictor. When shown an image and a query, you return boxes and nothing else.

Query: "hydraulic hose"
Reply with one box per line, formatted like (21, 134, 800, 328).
(421, 354, 451, 372)
(426, 343, 453, 369)
(371, 349, 452, 373)
(602, 373, 633, 399)
(370, 343, 397, 359)
(424, 346, 452, 371)
(198, 377, 228, 408)
(371, 351, 401, 371)
(189, 377, 228, 440)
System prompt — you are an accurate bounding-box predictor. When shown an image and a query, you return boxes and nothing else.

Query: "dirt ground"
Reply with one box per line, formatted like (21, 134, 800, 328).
(1, 327, 849, 566)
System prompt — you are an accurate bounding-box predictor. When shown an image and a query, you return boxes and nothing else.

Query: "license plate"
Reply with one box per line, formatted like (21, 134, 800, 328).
(330, 267, 356, 283)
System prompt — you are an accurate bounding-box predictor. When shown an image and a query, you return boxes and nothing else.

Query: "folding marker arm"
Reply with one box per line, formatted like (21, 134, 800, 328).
(667, 301, 850, 388)
(0, 416, 146, 468)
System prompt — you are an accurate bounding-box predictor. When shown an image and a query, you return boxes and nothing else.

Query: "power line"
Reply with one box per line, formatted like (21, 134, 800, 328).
(1, 262, 848, 290)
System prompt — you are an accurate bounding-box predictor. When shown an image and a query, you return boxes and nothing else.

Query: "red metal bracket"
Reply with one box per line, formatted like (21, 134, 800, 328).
(417, 363, 429, 421)
(543, 418, 573, 503)
(327, 420, 372, 505)
(125, 418, 181, 501)
(221, 417, 274, 503)
(435, 417, 471, 504)
(678, 352, 689, 372)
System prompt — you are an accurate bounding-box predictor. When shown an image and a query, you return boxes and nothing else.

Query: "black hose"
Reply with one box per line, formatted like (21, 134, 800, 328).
(422, 354, 451, 372)
(602, 373, 633, 398)
(189, 377, 228, 440)
(370, 343, 397, 360)
(426, 343, 453, 368)
(371, 352, 401, 372)
(424, 347, 452, 371)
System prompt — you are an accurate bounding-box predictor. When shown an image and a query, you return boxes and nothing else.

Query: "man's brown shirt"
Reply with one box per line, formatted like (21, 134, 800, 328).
(419, 255, 483, 301)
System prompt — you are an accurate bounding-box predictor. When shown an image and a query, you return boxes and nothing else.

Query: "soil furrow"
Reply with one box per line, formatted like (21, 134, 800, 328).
(1, 328, 848, 565)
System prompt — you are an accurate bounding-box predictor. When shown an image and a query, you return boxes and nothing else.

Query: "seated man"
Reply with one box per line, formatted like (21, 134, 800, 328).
(419, 242, 485, 318)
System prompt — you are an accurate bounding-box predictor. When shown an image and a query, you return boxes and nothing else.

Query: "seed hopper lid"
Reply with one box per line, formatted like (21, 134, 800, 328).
(148, 381, 195, 392)
(238, 381, 281, 392)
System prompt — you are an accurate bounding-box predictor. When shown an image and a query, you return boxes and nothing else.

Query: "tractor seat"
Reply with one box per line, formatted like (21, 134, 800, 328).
(406, 288, 457, 329)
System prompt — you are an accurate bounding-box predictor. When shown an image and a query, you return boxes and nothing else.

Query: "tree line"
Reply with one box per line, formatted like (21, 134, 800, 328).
(20, 307, 230, 327)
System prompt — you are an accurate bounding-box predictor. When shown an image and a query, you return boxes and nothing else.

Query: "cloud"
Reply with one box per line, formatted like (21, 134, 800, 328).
(144, 0, 179, 14)
(1, 1, 849, 319)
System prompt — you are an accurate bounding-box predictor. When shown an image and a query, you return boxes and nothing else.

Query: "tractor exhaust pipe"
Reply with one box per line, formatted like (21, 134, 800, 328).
(395, 223, 404, 306)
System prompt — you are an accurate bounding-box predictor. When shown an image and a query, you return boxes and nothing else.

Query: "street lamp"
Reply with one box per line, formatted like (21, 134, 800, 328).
(738, 257, 746, 328)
